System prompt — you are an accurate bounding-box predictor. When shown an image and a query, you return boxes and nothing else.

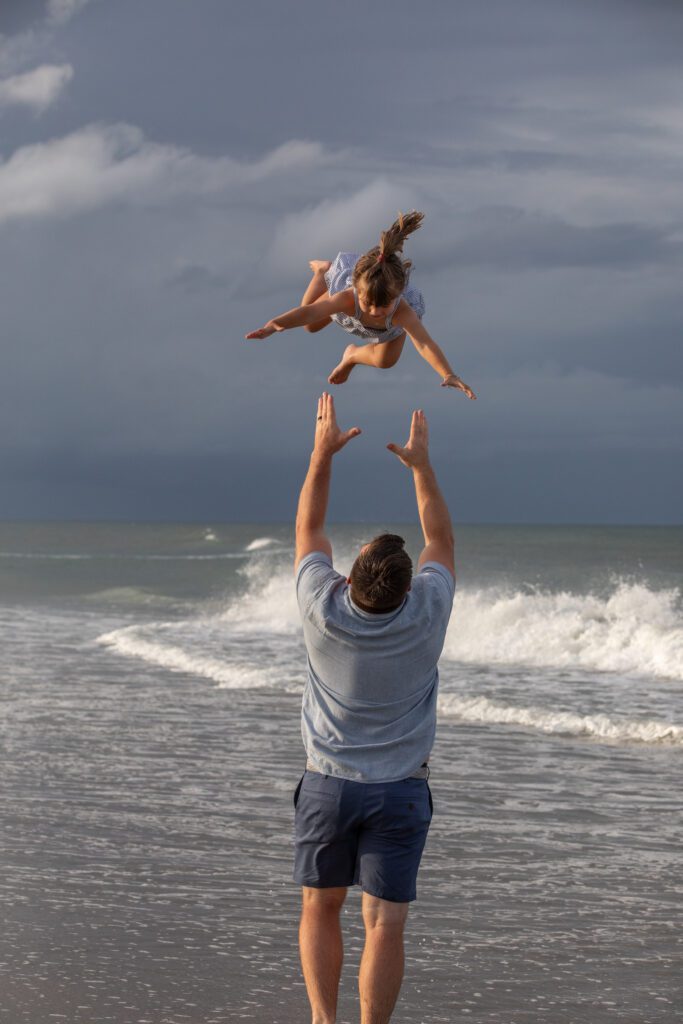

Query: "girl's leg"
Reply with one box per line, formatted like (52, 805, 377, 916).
(328, 333, 407, 385)
(302, 260, 333, 334)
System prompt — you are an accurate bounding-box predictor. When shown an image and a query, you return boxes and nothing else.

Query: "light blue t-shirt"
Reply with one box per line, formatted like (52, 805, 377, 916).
(296, 551, 455, 783)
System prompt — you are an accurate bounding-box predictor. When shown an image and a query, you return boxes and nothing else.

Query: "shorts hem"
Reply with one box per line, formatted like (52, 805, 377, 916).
(294, 875, 354, 889)
(294, 876, 417, 902)
(360, 883, 416, 903)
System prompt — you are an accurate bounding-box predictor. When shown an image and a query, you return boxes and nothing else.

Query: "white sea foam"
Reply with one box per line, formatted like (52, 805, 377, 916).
(438, 694, 683, 745)
(220, 557, 302, 634)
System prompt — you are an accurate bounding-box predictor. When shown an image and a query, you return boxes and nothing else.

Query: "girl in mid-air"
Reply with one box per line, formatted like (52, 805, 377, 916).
(245, 211, 476, 399)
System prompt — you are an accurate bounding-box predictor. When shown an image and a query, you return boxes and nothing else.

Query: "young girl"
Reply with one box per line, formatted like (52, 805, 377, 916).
(245, 211, 476, 399)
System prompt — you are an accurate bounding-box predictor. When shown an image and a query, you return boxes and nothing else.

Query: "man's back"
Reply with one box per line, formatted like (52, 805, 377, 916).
(297, 552, 455, 782)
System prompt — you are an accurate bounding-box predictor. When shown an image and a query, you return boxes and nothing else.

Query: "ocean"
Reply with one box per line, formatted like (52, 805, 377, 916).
(1, 521, 681, 1023)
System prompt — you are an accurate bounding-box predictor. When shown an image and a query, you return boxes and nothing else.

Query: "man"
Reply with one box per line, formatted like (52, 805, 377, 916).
(294, 392, 456, 1024)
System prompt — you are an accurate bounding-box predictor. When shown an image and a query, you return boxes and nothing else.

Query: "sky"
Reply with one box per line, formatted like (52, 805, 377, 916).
(0, 0, 681, 523)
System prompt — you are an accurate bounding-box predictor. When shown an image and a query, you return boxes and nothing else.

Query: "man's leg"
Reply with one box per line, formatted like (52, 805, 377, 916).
(299, 885, 347, 1024)
(358, 893, 410, 1024)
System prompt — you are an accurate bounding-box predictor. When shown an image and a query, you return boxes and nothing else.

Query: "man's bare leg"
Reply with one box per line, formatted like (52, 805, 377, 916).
(301, 260, 333, 334)
(358, 893, 409, 1024)
(299, 886, 347, 1024)
(328, 333, 407, 385)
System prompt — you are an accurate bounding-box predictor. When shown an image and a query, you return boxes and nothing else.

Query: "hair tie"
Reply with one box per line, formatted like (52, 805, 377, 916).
(377, 252, 385, 264)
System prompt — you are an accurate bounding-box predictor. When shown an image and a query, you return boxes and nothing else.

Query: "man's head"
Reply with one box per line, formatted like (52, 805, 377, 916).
(348, 533, 413, 613)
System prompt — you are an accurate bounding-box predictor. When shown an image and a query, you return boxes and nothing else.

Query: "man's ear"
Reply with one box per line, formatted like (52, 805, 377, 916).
(346, 577, 351, 584)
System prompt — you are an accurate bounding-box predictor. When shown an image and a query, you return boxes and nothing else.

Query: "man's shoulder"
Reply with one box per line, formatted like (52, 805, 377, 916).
(408, 561, 456, 623)
(296, 550, 336, 580)
(415, 560, 456, 595)
(296, 551, 345, 610)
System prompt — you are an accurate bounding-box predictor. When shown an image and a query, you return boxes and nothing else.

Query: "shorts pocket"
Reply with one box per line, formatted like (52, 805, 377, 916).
(301, 771, 343, 801)
(293, 774, 305, 809)
(426, 782, 434, 819)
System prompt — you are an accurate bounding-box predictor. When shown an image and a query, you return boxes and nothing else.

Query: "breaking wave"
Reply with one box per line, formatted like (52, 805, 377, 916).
(442, 581, 683, 681)
(95, 561, 683, 746)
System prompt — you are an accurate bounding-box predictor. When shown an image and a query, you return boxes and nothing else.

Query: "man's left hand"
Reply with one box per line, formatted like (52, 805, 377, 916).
(314, 392, 361, 457)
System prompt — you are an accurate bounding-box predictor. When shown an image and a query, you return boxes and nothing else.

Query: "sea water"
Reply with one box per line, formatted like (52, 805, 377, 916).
(1, 522, 681, 1023)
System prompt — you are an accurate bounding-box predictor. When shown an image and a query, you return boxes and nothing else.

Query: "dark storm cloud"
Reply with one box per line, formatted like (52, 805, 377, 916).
(419, 211, 683, 272)
(0, 0, 681, 522)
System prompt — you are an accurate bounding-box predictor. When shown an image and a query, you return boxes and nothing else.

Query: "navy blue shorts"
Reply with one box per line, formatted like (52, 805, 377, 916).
(293, 770, 433, 903)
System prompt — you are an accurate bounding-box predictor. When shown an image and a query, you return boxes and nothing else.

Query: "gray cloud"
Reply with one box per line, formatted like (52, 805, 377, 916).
(45, 0, 93, 28)
(167, 264, 230, 294)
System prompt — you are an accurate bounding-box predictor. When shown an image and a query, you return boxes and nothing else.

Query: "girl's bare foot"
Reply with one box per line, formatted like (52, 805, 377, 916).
(328, 344, 357, 385)
(309, 259, 332, 274)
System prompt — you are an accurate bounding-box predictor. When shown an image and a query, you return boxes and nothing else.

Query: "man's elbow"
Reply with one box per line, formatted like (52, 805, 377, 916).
(436, 532, 455, 557)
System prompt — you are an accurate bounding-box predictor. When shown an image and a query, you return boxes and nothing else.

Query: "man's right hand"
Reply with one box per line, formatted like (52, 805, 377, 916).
(314, 392, 361, 459)
(387, 409, 431, 470)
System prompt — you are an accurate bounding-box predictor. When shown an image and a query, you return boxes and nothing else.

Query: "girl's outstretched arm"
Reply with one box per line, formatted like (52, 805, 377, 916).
(396, 303, 477, 400)
(245, 292, 350, 339)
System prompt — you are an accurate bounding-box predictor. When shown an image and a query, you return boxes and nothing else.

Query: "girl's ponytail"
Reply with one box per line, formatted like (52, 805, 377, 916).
(353, 210, 425, 305)
(378, 210, 424, 261)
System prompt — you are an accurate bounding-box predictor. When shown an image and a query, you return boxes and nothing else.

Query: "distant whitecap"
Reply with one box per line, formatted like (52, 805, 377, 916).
(245, 537, 278, 551)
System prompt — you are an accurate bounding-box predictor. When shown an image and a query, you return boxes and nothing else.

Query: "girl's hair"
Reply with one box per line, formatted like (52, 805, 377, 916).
(352, 210, 424, 306)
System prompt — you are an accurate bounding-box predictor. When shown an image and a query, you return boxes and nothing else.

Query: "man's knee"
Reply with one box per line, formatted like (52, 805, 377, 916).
(302, 885, 347, 913)
(361, 892, 410, 930)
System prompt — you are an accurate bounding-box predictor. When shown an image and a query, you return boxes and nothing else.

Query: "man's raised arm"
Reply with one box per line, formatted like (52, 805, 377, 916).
(295, 392, 361, 569)
(387, 410, 455, 577)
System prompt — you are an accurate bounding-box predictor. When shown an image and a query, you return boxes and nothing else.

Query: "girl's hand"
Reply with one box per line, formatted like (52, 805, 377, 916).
(245, 324, 278, 340)
(442, 374, 476, 400)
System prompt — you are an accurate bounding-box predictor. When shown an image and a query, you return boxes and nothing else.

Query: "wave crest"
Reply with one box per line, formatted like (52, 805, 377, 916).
(438, 694, 683, 745)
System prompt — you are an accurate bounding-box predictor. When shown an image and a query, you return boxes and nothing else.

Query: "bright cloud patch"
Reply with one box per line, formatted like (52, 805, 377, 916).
(0, 64, 73, 113)
(0, 125, 331, 224)
(261, 178, 418, 286)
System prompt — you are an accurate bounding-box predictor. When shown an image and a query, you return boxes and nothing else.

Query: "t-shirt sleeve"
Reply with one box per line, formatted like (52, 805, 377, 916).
(296, 551, 343, 616)
(417, 561, 456, 620)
